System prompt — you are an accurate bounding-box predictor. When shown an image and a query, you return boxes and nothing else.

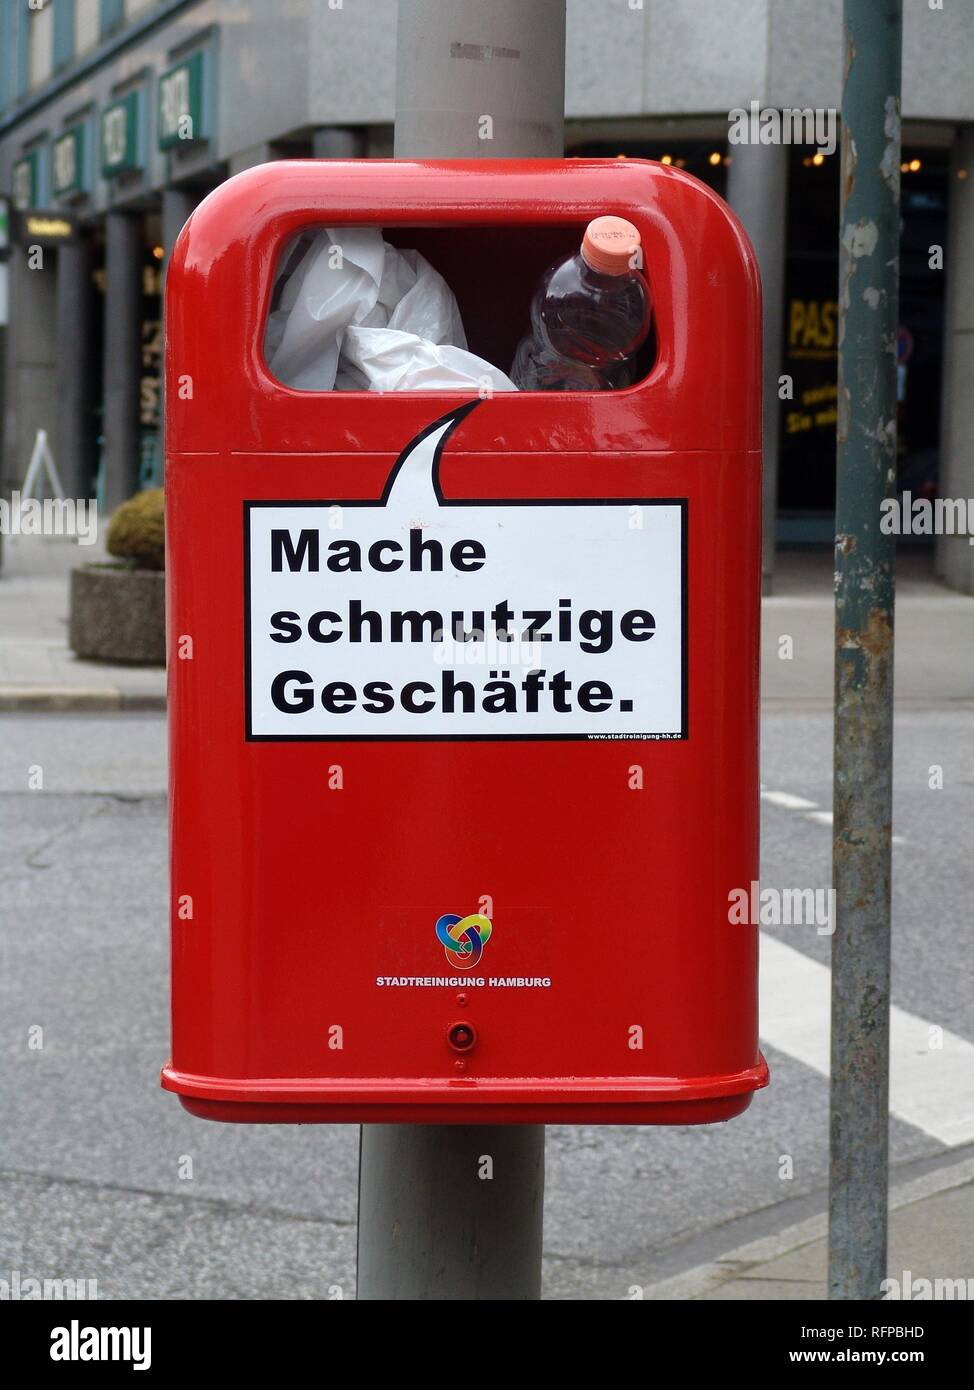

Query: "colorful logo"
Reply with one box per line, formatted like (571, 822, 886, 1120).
(436, 912, 492, 970)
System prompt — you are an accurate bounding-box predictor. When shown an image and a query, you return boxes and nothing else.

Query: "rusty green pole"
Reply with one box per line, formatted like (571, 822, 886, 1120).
(829, 0, 902, 1301)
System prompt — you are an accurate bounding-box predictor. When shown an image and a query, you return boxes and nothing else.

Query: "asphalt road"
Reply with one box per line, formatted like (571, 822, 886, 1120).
(1, 709, 971, 1299)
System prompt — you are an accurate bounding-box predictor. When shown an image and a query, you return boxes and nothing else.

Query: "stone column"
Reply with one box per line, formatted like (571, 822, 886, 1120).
(726, 138, 789, 595)
(56, 238, 97, 499)
(936, 126, 974, 592)
(101, 211, 142, 512)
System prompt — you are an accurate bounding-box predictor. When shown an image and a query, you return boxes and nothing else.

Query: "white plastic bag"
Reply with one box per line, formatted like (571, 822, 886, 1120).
(335, 327, 517, 393)
(265, 226, 516, 392)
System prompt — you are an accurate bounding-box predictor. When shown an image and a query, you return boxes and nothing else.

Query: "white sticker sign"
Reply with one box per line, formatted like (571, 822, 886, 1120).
(245, 404, 686, 741)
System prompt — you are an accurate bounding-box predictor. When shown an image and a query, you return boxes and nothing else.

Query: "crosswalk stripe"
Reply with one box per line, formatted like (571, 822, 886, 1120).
(761, 789, 819, 810)
(760, 933, 974, 1147)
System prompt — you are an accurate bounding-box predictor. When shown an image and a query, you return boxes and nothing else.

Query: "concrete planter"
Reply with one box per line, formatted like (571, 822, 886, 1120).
(69, 565, 166, 666)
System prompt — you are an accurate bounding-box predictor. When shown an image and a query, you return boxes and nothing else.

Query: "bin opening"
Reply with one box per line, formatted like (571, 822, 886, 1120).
(262, 223, 657, 393)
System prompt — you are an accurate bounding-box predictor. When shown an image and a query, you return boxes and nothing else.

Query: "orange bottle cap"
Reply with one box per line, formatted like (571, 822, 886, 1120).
(580, 216, 642, 275)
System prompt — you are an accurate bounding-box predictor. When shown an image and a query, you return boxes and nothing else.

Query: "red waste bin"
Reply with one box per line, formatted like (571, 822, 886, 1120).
(161, 158, 768, 1124)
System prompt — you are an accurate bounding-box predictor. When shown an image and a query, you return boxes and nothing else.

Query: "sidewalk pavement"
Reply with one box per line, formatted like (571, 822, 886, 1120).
(1, 537, 972, 712)
(645, 1156, 974, 1300)
(762, 549, 974, 705)
(0, 536, 166, 710)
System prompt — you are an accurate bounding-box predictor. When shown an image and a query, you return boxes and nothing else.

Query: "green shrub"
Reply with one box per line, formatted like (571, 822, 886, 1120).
(106, 488, 165, 571)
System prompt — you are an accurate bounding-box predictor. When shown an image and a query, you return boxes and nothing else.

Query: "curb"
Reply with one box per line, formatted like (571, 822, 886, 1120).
(0, 686, 166, 713)
(639, 1155, 974, 1300)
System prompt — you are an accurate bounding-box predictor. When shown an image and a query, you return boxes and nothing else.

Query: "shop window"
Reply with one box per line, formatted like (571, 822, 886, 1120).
(53, 0, 76, 71)
(100, 0, 124, 38)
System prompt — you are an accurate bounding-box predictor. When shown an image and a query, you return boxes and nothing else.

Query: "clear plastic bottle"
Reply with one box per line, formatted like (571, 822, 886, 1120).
(511, 216, 651, 391)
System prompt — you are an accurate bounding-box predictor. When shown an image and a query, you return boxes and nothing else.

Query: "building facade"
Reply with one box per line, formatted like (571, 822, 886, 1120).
(1, 0, 973, 586)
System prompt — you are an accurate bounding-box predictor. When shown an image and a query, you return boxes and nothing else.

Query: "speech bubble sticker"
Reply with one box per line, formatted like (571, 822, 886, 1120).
(245, 403, 686, 740)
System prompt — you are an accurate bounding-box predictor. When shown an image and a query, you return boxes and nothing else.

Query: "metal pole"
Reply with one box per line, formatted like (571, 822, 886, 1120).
(357, 0, 566, 1302)
(829, 0, 901, 1301)
(357, 1125, 545, 1300)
